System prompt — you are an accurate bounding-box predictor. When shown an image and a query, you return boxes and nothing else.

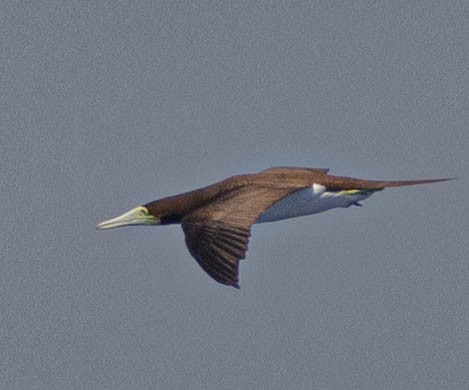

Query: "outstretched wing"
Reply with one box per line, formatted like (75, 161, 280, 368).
(261, 166, 329, 175)
(181, 185, 300, 288)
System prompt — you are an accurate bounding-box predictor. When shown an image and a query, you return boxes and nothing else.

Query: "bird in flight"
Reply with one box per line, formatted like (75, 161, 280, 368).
(97, 167, 451, 288)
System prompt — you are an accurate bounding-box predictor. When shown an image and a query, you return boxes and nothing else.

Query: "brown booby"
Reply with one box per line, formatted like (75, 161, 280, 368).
(97, 167, 452, 288)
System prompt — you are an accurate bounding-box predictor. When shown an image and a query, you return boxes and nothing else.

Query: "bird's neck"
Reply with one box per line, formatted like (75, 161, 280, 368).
(144, 184, 227, 225)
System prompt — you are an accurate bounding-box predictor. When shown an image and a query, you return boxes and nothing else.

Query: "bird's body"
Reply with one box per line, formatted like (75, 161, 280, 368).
(256, 183, 373, 223)
(97, 167, 451, 288)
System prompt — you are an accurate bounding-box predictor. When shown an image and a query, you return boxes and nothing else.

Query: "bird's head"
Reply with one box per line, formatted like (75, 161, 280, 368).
(96, 205, 160, 230)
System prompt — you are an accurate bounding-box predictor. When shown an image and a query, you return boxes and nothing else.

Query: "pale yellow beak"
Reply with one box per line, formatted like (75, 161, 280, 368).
(96, 206, 160, 230)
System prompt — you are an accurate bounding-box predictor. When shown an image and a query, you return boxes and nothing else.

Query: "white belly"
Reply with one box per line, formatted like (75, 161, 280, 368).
(256, 184, 373, 223)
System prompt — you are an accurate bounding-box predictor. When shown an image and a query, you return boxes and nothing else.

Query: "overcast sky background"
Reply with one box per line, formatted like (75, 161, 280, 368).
(2, 1, 468, 389)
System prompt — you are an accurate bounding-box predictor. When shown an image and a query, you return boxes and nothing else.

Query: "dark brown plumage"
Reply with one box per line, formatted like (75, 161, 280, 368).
(98, 167, 452, 288)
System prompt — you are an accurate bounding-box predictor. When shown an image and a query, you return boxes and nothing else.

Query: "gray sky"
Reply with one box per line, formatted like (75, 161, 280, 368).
(2, 1, 468, 389)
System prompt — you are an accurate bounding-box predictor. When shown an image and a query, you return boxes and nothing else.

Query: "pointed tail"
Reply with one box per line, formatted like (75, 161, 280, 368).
(374, 177, 455, 189)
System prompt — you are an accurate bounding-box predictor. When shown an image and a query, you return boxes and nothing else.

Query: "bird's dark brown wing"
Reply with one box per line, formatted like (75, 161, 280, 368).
(261, 166, 329, 174)
(181, 185, 300, 288)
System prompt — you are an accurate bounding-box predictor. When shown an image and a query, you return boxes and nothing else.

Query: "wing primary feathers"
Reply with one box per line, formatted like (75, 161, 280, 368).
(197, 248, 237, 284)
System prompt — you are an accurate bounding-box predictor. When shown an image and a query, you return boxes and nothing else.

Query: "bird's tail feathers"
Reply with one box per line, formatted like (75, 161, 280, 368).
(376, 177, 454, 188)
